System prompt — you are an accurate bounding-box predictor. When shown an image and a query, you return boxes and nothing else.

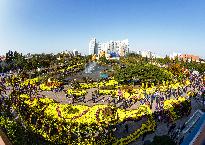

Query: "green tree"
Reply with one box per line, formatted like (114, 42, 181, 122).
(99, 55, 109, 64)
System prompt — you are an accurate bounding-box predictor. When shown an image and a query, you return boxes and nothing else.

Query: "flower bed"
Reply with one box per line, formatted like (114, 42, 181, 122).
(10, 94, 156, 144)
(66, 63, 84, 71)
(79, 79, 119, 89)
(67, 89, 87, 96)
(163, 97, 191, 121)
(20, 77, 40, 87)
(113, 118, 156, 145)
(40, 81, 61, 91)
(79, 83, 97, 89)
(98, 88, 145, 101)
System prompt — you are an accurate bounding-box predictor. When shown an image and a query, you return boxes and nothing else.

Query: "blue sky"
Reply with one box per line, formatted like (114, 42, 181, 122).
(0, 0, 205, 58)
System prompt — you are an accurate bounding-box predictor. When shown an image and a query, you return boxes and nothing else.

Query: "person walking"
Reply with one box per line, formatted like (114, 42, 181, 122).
(107, 96, 111, 104)
(156, 94, 159, 107)
(92, 92, 96, 103)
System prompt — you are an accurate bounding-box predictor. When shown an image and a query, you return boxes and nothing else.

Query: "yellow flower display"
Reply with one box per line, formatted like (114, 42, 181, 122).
(40, 81, 61, 91)
(20, 77, 40, 87)
(8, 77, 192, 144)
(163, 96, 189, 120)
(185, 80, 191, 86)
(67, 89, 87, 96)
(40, 83, 53, 91)
(15, 94, 156, 144)
(66, 63, 84, 71)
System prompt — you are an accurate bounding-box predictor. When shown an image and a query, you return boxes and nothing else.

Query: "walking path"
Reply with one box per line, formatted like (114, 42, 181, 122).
(129, 98, 203, 145)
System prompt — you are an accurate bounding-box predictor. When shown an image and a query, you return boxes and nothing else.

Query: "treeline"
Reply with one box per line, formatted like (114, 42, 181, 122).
(114, 53, 205, 85)
(0, 50, 90, 73)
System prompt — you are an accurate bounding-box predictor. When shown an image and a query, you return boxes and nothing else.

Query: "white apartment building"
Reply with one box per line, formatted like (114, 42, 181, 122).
(138, 50, 153, 58)
(88, 38, 129, 57)
(134, 50, 161, 58)
(169, 52, 181, 59)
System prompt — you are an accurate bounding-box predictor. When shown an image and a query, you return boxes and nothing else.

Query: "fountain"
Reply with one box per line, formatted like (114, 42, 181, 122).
(82, 62, 111, 81)
(84, 61, 109, 74)
(64, 62, 111, 83)
(84, 62, 97, 74)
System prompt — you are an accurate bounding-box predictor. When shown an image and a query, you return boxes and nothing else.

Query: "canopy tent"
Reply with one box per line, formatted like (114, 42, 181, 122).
(109, 52, 120, 58)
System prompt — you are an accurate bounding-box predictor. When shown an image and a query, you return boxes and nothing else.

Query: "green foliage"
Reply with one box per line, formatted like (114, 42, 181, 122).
(1, 51, 89, 78)
(168, 63, 181, 76)
(173, 100, 191, 118)
(117, 54, 205, 84)
(3, 51, 26, 71)
(114, 63, 173, 84)
(127, 53, 141, 58)
(181, 61, 205, 74)
(99, 55, 109, 64)
(0, 116, 56, 145)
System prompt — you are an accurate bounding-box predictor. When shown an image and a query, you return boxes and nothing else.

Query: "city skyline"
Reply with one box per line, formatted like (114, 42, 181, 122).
(1, 0, 205, 58)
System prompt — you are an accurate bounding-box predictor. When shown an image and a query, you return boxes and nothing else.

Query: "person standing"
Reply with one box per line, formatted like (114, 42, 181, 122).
(118, 89, 122, 102)
(151, 94, 154, 104)
(91, 92, 95, 103)
(107, 96, 111, 104)
(72, 94, 75, 104)
(156, 92, 159, 107)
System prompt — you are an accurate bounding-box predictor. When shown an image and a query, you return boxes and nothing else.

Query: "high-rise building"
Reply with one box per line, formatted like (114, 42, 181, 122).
(141, 50, 152, 58)
(89, 38, 98, 55)
(89, 38, 129, 57)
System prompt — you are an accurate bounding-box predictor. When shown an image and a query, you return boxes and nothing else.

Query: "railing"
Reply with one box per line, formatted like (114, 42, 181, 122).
(182, 110, 203, 134)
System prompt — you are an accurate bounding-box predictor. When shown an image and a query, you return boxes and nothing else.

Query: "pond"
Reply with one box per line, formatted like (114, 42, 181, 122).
(82, 62, 110, 80)
(84, 62, 108, 74)
(64, 62, 111, 82)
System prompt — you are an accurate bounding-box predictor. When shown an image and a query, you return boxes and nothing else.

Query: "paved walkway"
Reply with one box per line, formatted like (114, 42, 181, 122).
(129, 98, 203, 145)
(37, 86, 192, 111)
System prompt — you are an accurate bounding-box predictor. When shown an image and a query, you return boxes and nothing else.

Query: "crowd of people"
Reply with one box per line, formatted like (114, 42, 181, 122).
(0, 71, 204, 112)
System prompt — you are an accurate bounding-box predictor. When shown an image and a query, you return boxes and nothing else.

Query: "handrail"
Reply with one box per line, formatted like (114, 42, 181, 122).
(182, 110, 203, 134)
